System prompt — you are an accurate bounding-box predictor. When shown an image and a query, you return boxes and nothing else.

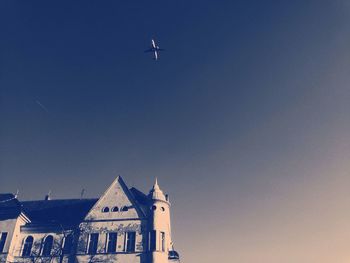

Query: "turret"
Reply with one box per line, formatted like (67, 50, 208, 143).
(148, 179, 172, 263)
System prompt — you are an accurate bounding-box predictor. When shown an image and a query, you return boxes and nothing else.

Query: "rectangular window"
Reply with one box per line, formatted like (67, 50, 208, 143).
(150, 230, 156, 251)
(87, 233, 99, 255)
(0, 233, 8, 253)
(160, 232, 165, 252)
(107, 233, 117, 253)
(125, 232, 136, 252)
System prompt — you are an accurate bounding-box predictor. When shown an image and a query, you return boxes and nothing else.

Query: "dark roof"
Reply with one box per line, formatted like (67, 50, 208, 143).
(21, 198, 98, 228)
(130, 187, 149, 206)
(1, 187, 150, 229)
(0, 193, 21, 220)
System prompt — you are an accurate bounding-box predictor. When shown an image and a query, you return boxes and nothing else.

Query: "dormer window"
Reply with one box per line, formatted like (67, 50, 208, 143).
(121, 206, 128, 212)
(102, 207, 110, 213)
(112, 206, 119, 212)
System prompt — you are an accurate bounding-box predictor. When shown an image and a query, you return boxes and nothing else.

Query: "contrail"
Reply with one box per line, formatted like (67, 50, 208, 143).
(35, 100, 49, 113)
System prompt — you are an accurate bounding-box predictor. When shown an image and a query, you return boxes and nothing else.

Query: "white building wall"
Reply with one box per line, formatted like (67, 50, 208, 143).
(13, 232, 64, 256)
(0, 218, 17, 263)
(0, 177, 179, 263)
(0, 215, 29, 263)
(76, 220, 148, 263)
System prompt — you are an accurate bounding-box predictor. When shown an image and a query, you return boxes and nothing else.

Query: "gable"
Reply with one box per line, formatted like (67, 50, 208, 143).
(85, 176, 145, 221)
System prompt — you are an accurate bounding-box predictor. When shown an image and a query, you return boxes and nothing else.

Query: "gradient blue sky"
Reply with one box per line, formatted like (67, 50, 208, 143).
(1, 1, 350, 262)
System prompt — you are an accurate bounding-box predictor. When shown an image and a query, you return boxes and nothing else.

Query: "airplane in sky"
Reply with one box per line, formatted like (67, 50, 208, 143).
(144, 39, 164, 60)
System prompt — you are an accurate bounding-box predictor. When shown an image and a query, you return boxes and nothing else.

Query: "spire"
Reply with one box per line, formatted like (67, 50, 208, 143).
(153, 178, 160, 191)
(149, 178, 167, 202)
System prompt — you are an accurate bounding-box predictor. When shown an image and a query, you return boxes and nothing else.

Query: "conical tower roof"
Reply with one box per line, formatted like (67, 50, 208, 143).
(149, 178, 167, 202)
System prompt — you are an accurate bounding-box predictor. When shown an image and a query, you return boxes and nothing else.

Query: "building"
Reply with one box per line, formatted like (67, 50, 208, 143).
(0, 176, 180, 263)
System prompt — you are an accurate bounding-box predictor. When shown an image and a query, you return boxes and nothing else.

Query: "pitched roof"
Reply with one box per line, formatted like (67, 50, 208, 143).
(0, 193, 21, 220)
(84, 176, 147, 220)
(21, 198, 98, 228)
(130, 187, 149, 206)
(129, 187, 150, 216)
(1, 185, 151, 229)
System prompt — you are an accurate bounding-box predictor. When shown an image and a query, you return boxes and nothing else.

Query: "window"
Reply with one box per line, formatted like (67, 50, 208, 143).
(102, 207, 109, 213)
(42, 235, 53, 256)
(125, 232, 135, 252)
(160, 232, 165, 252)
(0, 232, 8, 253)
(121, 206, 128, 212)
(62, 234, 73, 254)
(151, 205, 157, 211)
(107, 233, 117, 253)
(161, 207, 165, 212)
(149, 230, 156, 251)
(112, 206, 119, 212)
(22, 236, 34, 257)
(87, 233, 99, 255)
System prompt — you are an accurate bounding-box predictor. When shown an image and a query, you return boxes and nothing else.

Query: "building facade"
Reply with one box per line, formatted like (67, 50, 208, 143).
(0, 177, 180, 263)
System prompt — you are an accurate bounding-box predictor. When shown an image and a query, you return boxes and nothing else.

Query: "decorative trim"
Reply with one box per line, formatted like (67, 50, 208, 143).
(82, 218, 146, 223)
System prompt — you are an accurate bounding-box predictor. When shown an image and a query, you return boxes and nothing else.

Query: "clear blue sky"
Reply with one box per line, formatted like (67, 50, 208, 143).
(1, 1, 350, 262)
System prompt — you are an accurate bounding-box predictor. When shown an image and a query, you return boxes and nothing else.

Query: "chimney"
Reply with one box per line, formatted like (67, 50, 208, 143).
(44, 190, 51, 201)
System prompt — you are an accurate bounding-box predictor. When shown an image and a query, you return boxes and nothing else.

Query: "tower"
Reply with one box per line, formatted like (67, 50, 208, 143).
(149, 179, 172, 263)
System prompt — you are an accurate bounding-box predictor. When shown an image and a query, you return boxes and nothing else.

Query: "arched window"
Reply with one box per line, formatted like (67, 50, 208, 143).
(102, 207, 109, 213)
(22, 236, 34, 256)
(121, 206, 128, 212)
(62, 234, 73, 254)
(112, 206, 119, 212)
(41, 235, 53, 256)
(161, 207, 165, 212)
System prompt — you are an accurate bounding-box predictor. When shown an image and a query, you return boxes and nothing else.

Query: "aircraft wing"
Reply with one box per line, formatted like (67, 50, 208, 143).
(144, 48, 153, 53)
